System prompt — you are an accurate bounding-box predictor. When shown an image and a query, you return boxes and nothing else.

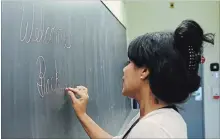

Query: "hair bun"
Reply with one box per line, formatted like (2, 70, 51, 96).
(174, 19, 215, 55)
(173, 19, 214, 93)
(174, 20, 204, 53)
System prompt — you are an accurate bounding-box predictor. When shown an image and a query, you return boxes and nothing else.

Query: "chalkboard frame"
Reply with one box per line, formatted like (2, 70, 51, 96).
(100, 0, 126, 30)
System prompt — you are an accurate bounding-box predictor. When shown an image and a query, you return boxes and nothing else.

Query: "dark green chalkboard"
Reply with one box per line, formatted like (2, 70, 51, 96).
(1, 1, 131, 138)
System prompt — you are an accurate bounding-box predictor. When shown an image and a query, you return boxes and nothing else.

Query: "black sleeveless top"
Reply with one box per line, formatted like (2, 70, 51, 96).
(121, 105, 178, 139)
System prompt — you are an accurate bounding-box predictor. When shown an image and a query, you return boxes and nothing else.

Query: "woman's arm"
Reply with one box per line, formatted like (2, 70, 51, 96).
(77, 113, 113, 139)
(66, 86, 113, 139)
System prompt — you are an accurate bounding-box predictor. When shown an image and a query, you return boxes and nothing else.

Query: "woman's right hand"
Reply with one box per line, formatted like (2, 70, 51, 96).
(66, 86, 113, 139)
(66, 86, 89, 117)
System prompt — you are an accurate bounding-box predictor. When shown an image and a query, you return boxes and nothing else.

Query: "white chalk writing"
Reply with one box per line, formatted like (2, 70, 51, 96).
(36, 56, 60, 98)
(20, 4, 72, 48)
(36, 56, 46, 97)
(20, 4, 34, 43)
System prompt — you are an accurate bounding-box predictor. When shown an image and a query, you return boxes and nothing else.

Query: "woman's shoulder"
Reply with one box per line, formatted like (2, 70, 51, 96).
(129, 109, 187, 138)
(146, 108, 187, 129)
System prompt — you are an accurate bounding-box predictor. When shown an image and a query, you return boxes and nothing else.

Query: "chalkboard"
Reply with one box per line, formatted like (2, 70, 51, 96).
(1, 1, 131, 138)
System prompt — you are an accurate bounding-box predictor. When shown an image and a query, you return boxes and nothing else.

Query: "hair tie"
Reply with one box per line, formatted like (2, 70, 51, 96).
(188, 45, 198, 74)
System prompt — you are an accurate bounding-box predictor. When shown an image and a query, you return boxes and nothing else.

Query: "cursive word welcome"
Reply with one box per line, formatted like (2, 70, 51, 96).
(20, 4, 72, 48)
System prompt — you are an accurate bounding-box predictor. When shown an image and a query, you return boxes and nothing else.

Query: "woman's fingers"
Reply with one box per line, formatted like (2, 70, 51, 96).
(76, 86, 88, 95)
(67, 90, 77, 104)
(76, 86, 87, 90)
(65, 86, 89, 116)
(66, 87, 82, 96)
(66, 86, 88, 98)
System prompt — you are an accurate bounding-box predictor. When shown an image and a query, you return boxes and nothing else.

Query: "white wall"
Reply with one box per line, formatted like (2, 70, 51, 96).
(125, 1, 220, 138)
(101, 0, 127, 27)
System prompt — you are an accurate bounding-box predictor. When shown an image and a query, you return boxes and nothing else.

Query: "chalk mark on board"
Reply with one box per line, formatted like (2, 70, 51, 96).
(20, 4, 73, 48)
(48, 27, 55, 44)
(36, 56, 46, 97)
(37, 7, 44, 43)
(55, 60, 60, 89)
(33, 28, 40, 42)
(43, 27, 50, 43)
(27, 4, 35, 43)
(20, 4, 27, 42)
(64, 32, 72, 48)
(19, 4, 35, 43)
(19, 4, 28, 42)
(36, 56, 63, 98)
(57, 29, 62, 44)
(64, 16, 72, 48)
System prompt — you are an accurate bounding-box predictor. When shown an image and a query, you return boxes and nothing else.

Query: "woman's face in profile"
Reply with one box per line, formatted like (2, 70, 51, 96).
(122, 60, 144, 98)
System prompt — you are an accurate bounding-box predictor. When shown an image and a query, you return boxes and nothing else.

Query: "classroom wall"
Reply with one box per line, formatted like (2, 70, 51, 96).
(101, 0, 127, 27)
(124, 1, 220, 138)
(103, 1, 220, 138)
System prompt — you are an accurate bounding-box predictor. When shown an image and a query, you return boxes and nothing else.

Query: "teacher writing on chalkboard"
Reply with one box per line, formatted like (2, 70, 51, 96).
(66, 20, 214, 138)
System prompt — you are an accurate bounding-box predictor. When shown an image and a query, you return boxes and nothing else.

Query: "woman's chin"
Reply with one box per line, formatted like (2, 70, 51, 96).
(122, 88, 127, 96)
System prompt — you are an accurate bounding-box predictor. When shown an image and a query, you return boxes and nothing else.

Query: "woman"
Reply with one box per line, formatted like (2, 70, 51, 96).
(65, 20, 214, 138)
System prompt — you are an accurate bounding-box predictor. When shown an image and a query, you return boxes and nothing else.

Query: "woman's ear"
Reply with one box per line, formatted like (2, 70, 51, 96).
(140, 68, 149, 80)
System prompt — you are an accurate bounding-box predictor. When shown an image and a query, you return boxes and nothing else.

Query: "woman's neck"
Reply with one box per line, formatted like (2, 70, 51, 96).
(136, 86, 167, 118)
(138, 99, 166, 118)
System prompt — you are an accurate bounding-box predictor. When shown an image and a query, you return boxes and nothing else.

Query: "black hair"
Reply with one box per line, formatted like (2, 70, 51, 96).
(128, 19, 215, 104)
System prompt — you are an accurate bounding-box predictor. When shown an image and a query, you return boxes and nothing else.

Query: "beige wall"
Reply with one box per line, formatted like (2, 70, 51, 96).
(102, 0, 127, 27)
(104, 1, 220, 138)
(125, 1, 220, 138)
